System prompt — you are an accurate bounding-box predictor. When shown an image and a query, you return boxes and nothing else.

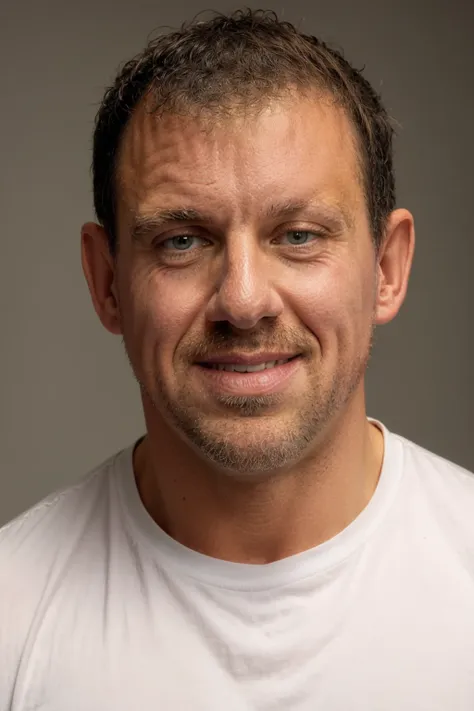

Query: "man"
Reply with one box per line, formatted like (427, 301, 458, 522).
(1, 9, 473, 710)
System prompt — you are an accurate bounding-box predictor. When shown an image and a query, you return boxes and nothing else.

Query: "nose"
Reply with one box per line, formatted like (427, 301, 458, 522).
(205, 237, 284, 329)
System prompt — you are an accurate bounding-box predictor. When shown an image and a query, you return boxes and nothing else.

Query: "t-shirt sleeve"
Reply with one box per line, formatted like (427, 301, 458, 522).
(0, 521, 27, 707)
(0, 506, 56, 709)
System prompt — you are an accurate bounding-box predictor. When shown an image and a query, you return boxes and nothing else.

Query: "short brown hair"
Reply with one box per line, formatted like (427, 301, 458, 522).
(92, 9, 396, 255)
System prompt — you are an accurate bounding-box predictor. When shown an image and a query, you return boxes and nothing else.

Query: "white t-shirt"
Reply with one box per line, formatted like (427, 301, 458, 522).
(1, 419, 474, 710)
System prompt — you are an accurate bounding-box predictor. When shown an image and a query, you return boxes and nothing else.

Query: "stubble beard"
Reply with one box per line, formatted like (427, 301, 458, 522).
(128, 336, 374, 477)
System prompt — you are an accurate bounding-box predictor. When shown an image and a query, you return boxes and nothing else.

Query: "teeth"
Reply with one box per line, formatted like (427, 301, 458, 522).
(211, 358, 291, 373)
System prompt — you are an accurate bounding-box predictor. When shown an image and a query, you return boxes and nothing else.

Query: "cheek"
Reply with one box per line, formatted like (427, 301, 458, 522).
(122, 266, 205, 368)
(289, 260, 375, 350)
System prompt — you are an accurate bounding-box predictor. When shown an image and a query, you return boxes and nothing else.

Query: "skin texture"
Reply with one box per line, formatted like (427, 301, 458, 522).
(81, 95, 415, 564)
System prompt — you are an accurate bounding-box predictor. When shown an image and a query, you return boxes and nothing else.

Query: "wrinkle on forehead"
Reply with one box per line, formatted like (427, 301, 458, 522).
(116, 94, 365, 235)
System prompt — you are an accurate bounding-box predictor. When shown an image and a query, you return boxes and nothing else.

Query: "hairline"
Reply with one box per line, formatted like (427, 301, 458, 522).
(113, 86, 373, 252)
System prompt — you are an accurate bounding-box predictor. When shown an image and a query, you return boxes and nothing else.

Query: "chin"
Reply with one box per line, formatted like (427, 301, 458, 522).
(178, 417, 315, 476)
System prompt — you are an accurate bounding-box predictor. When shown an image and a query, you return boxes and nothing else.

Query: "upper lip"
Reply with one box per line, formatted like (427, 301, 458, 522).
(198, 352, 299, 365)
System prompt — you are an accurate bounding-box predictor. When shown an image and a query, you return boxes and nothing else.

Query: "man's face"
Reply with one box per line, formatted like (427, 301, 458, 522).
(113, 95, 378, 474)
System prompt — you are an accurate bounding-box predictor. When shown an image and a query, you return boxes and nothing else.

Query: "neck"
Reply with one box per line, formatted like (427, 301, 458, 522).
(133, 396, 384, 564)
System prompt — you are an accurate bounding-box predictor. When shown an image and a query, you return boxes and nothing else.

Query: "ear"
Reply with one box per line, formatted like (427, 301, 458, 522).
(81, 222, 122, 335)
(374, 208, 415, 326)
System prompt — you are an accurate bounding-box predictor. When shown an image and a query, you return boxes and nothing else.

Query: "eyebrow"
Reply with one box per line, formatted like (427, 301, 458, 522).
(265, 199, 353, 230)
(131, 208, 205, 241)
(130, 199, 352, 241)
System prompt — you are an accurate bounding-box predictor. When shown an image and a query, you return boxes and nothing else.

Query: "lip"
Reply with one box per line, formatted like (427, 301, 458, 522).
(194, 355, 302, 396)
(197, 352, 299, 366)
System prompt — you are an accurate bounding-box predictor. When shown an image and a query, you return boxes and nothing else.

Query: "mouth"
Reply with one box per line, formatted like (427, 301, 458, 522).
(199, 355, 299, 373)
(194, 355, 303, 397)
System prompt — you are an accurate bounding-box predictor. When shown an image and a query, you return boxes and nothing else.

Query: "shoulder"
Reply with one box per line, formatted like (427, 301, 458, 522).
(0, 448, 124, 693)
(0, 451, 119, 595)
(390, 428, 474, 543)
(0, 451, 118, 561)
(393, 429, 474, 493)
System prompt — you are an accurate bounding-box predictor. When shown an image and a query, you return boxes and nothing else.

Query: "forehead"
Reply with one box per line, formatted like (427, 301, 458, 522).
(116, 95, 364, 228)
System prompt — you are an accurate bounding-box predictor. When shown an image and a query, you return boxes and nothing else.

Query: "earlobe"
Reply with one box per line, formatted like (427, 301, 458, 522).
(81, 222, 123, 335)
(374, 208, 415, 326)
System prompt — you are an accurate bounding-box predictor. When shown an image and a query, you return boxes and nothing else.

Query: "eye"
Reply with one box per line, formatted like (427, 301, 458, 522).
(282, 230, 321, 246)
(161, 235, 203, 251)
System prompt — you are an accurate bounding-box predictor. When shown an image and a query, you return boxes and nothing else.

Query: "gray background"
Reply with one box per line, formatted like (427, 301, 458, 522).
(1, 0, 473, 526)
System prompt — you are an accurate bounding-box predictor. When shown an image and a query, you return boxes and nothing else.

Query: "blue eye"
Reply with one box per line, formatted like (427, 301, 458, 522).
(284, 231, 316, 245)
(163, 235, 199, 251)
